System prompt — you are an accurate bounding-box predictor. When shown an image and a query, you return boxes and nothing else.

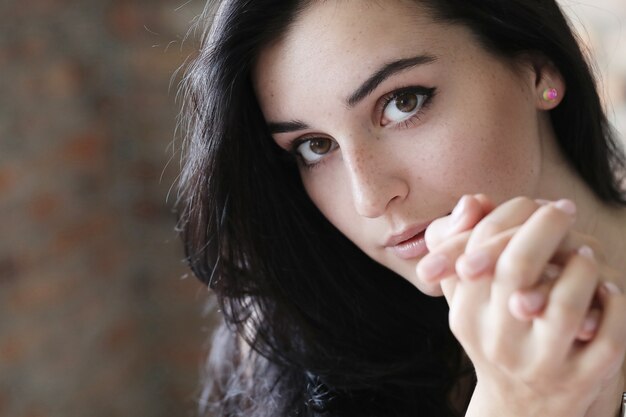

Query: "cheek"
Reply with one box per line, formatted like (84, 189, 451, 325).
(302, 171, 355, 232)
(421, 63, 542, 197)
(422, 118, 542, 199)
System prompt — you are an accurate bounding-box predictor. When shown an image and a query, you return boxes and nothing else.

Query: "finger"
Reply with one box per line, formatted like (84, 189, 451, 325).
(551, 231, 605, 265)
(508, 278, 553, 320)
(417, 195, 493, 299)
(455, 229, 516, 279)
(577, 282, 626, 381)
(492, 200, 576, 291)
(465, 196, 540, 252)
(576, 308, 601, 342)
(456, 225, 597, 281)
(533, 246, 599, 359)
(508, 263, 606, 340)
(450, 221, 600, 280)
(415, 230, 472, 299)
(425, 195, 489, 250)
(420, 222, 520, 287)
(448, 230, 518, 313)
(418, 230, 472, 282)
(472, 193, 496, 214)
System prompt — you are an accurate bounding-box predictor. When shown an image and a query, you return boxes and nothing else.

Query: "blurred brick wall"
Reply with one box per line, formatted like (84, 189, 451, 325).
(0, 0, 210, 416)
(0, 1, 624, 417)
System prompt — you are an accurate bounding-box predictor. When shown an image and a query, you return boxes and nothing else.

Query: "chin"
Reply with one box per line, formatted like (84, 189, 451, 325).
(392, 261, 445, 297)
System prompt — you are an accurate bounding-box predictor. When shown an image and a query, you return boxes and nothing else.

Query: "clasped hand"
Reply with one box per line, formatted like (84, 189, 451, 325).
(415, 195, 626, 417)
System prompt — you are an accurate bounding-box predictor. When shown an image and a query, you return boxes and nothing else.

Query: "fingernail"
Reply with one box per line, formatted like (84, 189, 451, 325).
(458, 250, 490, 277)
(553, 199, 576, 216)
(578, 245, 594, 260)
(418, 254, 449, 282)
(520, 291, 545, 313)
(451, 195, 469, 226)
(540, 263, 561, 282)
(602, 281, 623, 295)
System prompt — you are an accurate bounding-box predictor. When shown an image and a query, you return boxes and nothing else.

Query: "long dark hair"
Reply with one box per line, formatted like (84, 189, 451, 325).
(176, 1, 626, 416)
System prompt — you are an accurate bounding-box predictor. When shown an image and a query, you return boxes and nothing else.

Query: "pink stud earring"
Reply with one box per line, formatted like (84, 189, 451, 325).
(542, 87, 558, 102)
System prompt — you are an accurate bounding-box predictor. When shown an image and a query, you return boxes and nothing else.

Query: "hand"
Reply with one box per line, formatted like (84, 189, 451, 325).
(418, 195, 612, 336)
(414, 195, 626, 416)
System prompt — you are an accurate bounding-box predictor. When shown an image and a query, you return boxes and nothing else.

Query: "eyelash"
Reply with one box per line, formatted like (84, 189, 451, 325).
(378, 85, 437, 129)
(288, 85, 437, 170)
(288, 136, 333, 171)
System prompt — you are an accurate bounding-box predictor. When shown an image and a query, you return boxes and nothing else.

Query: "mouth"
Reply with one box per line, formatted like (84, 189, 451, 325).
(384, 223, 431, 260)
(390, 230, 428, 260)
(384, 212, 452, 260)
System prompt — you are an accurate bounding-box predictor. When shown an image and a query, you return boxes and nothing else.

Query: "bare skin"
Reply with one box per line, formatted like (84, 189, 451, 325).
(419, 195, 626, 416)
(253, 0, 626, 414)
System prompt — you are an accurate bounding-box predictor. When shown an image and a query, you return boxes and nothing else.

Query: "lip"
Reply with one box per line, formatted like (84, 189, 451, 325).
(384, 222, 431, 248)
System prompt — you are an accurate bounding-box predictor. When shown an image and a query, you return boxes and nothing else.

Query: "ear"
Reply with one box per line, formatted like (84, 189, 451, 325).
(527, 55, 566, 110)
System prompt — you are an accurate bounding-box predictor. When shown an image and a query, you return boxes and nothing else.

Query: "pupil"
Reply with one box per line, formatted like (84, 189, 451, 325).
(396, 93, 417, 112)
(310, 139, 330, 154)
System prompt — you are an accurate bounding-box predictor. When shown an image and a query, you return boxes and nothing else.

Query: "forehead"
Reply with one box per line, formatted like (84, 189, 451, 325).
(253, 1, 473, 118)
(255, 1, 439, 78)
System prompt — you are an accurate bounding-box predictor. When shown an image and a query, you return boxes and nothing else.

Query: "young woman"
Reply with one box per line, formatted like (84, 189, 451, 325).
(176, 0, 626, 415)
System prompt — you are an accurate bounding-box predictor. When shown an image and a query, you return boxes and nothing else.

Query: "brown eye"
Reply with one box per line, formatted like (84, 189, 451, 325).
(395, 93, 418, 113)
(296, 137, 338, 165)
(381, 88, 432, 126)
(309, 138, 332, 154)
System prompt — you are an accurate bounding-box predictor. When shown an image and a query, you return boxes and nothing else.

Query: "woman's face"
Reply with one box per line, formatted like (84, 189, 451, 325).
(254, 1, 557, 285)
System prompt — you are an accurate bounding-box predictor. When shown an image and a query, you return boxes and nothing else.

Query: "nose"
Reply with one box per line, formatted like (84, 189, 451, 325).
(343, 144, 409, 218)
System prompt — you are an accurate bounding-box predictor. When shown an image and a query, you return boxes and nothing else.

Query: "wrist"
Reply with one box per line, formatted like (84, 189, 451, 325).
(466, 379, 592, 417)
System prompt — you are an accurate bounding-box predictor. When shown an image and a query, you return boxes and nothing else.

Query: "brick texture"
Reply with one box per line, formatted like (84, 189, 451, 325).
(0, 0, 208, 416)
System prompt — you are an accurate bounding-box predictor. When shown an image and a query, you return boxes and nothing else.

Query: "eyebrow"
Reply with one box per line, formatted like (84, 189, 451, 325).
(266, 54, 438, 134)
(268, 120, 310, 134)
(346, 54, 438, 107)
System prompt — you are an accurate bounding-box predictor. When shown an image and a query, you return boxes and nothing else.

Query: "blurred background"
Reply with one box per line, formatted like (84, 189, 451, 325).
(0, 1, 624, 417)
(0, 0, 208, 416)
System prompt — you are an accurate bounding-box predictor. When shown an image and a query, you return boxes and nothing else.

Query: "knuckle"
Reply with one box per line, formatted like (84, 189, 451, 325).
(473, 218, 504, 239)
(501, 196, 538, 217)
(509, 195, 535, 208)
(413, 278, 443, 297)
(540, 204, 572, 224)
(495, 255, 534, 286)
(424, 218, 446, 248)
(448, 306, 471, 340)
